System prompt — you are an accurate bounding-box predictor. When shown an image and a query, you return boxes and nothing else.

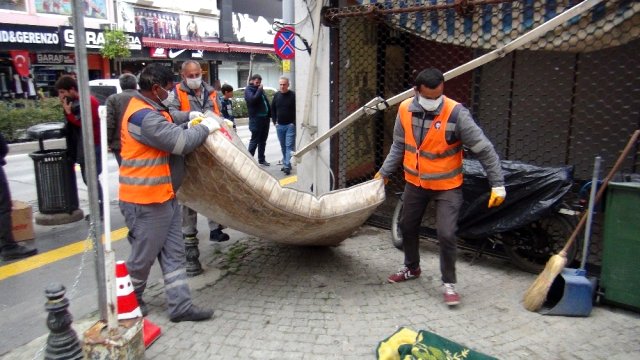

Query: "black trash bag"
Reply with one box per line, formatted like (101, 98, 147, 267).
(457, 159, 574, 239)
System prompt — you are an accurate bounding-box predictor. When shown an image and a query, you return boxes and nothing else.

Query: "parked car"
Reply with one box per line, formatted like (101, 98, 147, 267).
(89, 79, 123, 123)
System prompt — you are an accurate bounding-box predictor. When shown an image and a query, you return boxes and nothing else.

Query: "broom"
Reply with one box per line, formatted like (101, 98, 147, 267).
(523, 130, 640, 311)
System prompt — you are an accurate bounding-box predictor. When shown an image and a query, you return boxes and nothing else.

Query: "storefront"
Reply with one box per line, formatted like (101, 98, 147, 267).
(0, 23, 143, 97)
(0, 23, 61, 98)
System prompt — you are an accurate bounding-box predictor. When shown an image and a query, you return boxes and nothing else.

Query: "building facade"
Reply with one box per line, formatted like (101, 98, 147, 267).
(0, 0, 281, 97)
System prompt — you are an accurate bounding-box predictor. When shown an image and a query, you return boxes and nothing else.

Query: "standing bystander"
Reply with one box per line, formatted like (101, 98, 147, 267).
(244, 74, 271, 166)
(106, 73, 138, 165)
(220, 84, 235, 130)
(54, 75, 104, 219)
(0, 132, 37, 261)
(271, 76, 296, 175)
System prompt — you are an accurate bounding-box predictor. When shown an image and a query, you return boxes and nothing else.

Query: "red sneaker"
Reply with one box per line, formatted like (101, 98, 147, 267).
(387, 266, 421, 283)
(443, 283, 460, 306)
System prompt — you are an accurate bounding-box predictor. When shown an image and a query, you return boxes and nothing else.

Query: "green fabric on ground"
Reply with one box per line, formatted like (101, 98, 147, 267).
(377, 327, 498, 360)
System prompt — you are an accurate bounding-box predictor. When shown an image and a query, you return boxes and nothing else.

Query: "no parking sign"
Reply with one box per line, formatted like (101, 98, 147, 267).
(274, 26, 295, 60)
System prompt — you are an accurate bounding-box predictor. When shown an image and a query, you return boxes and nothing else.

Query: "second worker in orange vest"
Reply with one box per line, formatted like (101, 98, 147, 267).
(166, 60, 230, 243)
(376, 68, 506, 307)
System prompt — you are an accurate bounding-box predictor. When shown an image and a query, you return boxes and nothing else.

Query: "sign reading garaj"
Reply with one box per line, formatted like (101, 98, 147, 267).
(60, 27, 142, 51)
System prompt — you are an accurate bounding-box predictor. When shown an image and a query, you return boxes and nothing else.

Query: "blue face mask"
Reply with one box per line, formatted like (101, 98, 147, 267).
(418, 95, 443, 112)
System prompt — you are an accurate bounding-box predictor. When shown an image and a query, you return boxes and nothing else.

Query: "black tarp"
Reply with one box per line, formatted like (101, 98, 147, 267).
(457, 159, 574, 239)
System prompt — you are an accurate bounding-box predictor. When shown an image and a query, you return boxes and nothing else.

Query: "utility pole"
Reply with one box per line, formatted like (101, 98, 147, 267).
(70, 0, 107, 320)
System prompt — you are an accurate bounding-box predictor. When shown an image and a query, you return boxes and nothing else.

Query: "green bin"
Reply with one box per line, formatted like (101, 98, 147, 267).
(600, 181, 640, 311)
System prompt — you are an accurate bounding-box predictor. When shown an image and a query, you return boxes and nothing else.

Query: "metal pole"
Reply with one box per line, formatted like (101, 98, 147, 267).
(70, 0, 107, 321)
(300, 0, 322, 131)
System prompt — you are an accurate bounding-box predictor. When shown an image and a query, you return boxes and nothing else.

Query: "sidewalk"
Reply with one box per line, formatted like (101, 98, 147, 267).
(3, 226, 639, 359)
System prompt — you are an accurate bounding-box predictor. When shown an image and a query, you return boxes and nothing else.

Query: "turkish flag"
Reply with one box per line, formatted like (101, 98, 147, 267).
(10, 50, 30, 77)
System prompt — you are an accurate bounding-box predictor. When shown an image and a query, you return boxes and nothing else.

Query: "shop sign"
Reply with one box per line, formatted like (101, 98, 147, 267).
(60, 27, 142, 51)
(32, 53, 75, 65)
(0, 24, 60, 51)
(150, 47, 168, 58)
(191, 50, 204, 58)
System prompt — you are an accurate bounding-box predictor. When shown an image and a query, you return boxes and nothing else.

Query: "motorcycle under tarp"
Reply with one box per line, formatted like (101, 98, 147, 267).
(457, 159, 574, 239)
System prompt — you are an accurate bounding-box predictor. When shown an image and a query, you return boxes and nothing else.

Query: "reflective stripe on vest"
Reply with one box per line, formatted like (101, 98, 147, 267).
(400, 96, 463, 190)
(119, 96, 175, 204)
(176, 84, 220, 115)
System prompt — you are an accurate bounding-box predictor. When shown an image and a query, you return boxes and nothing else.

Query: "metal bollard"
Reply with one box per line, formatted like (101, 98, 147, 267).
(184, 235, 203, 277)
(44, 283, 82, 360)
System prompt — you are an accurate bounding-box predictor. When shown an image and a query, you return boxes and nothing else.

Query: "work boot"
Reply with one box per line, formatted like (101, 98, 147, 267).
(259, 160, 271, 166)
(443, 283, 461, 306)
(136, 295, 149, 316)
(1, 244, 37, 261)
(283, 167, 291, 175)
(209, 228, 230, 242)
(170, 305, 214, 323)
(387, 266, 421, 283)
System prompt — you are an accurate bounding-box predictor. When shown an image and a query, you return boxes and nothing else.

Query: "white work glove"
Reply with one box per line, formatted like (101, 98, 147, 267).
(488, 186, 506, 208)
(223, 119, 234, 128)
(200, 117, 220, 134)
(189, 111, 204, 120)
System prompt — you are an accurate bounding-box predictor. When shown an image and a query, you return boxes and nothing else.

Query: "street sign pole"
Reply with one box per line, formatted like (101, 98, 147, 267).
(283, 0, 295, 89)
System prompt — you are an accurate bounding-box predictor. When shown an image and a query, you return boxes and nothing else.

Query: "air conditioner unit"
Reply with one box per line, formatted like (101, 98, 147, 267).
(100, 23, 118, 31)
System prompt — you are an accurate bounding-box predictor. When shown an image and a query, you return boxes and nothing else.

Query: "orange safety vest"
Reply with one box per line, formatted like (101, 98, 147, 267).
(400, 96, 463, 191)
(175, 84, 220, 115)
(119, 96, 175, 204)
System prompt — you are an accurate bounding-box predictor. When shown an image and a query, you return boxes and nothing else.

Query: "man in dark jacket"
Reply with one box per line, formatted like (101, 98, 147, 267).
(271, 76, 296, 175)
(244, 74, 271, 166)
(106, 73, 138, 165)
(0, 132, 37, 261)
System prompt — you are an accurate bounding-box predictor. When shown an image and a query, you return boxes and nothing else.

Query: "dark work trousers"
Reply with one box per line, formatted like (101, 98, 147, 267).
(247, 116, 270, 163)
(401, 183, 463, 284)
(78, 145, 104, 210)
(0, 165, 16, 249)
(120, 198, 193, 318)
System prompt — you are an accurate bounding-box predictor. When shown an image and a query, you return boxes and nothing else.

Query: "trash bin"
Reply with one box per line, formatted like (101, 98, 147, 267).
(600, 181, 640, 311)
(27, 122, 80, 215)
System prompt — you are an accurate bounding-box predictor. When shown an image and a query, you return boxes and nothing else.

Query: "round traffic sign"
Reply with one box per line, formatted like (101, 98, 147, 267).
(274, 26, 295, 60)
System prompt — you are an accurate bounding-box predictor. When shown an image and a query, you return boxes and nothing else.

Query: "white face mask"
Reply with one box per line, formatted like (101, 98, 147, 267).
(186, 76, 202, 90)
(418, 95, 443, 112)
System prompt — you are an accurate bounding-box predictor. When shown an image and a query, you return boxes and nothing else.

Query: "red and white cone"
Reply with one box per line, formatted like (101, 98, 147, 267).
(115, 261, 143, 320)
(115, 261, 162, 347)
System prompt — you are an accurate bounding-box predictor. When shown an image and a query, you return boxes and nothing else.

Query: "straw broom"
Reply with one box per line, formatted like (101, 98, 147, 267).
(523, 130, 640, 312)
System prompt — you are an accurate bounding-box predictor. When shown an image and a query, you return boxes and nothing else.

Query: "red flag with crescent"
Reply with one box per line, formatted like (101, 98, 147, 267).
(10, 50, 30, 77)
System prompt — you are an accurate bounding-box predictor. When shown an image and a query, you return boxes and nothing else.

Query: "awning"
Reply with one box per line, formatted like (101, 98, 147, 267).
(227, 44, 274, 54)
(141, 38, 275, 55)
(142, 38, 229, 52)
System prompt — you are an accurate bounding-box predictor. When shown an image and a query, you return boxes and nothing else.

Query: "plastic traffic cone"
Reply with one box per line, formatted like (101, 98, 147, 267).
(143, 318, 162, 347)
(115, 261, 162, 348)
(115, 261, 143, 320)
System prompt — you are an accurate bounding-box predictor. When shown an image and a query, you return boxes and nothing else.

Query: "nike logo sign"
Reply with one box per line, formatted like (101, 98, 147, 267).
(169, 49, 186, 58)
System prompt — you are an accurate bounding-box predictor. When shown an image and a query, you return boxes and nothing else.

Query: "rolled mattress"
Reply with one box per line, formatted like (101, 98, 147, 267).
(177, 118, 386, 246)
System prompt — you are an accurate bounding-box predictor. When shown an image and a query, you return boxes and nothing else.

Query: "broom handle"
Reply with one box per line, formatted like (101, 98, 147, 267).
(560, 130, 640, 255)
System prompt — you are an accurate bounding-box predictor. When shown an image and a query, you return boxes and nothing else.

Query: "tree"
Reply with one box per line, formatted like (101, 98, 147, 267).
(101, 29, 131, 75)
